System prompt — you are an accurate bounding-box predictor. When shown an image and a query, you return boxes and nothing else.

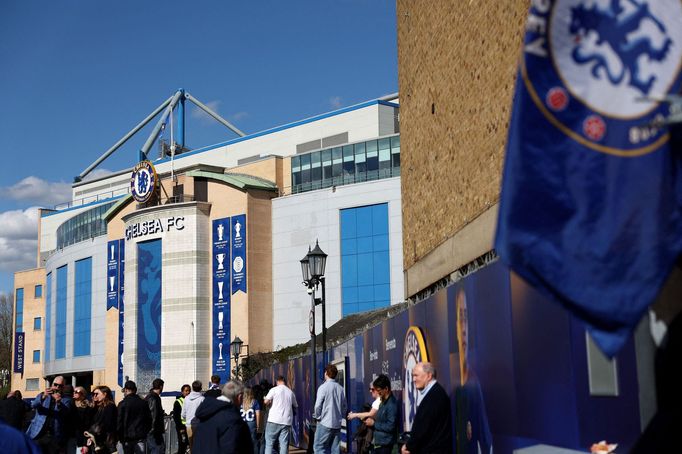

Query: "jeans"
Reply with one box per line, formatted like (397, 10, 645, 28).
(147, 433, 165, 454)
(313, 425, 340, 454)
(264, 422, 290, 454)
(120, 439, 147, 454)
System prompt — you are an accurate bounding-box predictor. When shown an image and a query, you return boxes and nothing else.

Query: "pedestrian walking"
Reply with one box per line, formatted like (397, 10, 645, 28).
(365, 375, 397, 454)
(313, 364, 347, 454)
(173, 384, 191, 454)
(193, 380, 253, 453)
(240, 387, 261, 454)
(401, 362, 452, 454)
(145, 378, 166, 454)
(117, 380, 152, 454)
(0, 390, 27, 430)
(263, 375, 298, 454)
(86, 385, 117, 453)
(72, 386, 94, 454)
(26, 375, 70, 454)
(181, 380, 205, 451)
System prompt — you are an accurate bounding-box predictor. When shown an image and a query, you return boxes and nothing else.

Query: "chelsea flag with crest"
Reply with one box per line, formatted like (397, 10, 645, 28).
(495, 0, 682, 357)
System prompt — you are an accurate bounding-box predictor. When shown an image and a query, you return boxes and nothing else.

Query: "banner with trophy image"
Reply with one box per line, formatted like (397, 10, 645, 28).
(231, 214, 246, 294)
(212, 217, 231, 383)
(106, 240, 120, 310)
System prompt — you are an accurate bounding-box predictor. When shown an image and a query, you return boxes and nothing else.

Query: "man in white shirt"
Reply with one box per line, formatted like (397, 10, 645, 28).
(264, 376, 298, 454)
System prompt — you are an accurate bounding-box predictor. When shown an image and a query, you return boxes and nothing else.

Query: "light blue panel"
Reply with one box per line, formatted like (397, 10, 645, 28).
(358, 302, 375, 313)
(341, 255, 358, 287)
(357, 253, 374, 286)
(372, 204, 389, 235)
(74, 257, 92, 357)
(15, 288, 23, 332)
(373, 284, 390, 304)
(355, 206, 373, 236)
(32, 350, 40, 363)
(137, 239, 162, 385)
(343, 303, 359, 317)
(45, 273, 52, 362)
(341, 238, 357, 256)
(373, 251, 390, 285)
(373, 234, 389, 252)
(56, 265, 67, 359)
(340, 209, 357, 239)
(358, 285, 374, 303)
(343, 286, 358, 305)
(357, 237, 372, 254)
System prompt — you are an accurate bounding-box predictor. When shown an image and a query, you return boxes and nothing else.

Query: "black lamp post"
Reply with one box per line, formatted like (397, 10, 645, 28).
(230, 336, 244, 378)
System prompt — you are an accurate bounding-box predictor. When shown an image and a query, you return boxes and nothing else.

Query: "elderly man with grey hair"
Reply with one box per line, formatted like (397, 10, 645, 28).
(193, 380, 254, 453)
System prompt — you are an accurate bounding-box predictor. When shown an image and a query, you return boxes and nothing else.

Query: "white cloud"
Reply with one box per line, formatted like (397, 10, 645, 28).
(191, 100, 222, 124)
(329, 96, 343, 109)
(82, 168, 114, 182)
(0, 207, 39, 273)
(230, 111, 249, 121)
(4, 176, 72, 207)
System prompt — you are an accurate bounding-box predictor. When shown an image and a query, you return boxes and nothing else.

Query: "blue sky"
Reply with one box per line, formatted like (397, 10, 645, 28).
(0, 0, 398, 295)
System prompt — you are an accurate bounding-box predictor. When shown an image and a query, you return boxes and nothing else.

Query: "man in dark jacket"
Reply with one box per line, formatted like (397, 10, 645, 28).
(0, 390, 27, 430)
(117, 380, 152, 454)
(145, 378, 165, 454)
(172, 384, 190, 454)
(401, 363, 452, 454)
(366, 375, 398, 454)
(193, 379, 253, 453)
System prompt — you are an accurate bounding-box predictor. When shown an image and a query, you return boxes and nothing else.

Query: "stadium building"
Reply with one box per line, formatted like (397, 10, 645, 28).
(11, 91, 403, 401)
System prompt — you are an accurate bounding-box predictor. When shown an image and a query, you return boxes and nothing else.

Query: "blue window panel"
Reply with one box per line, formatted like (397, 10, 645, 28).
(373, 234, 389, 252)
(342, 286, 358, 305)
(374, 284, 391, 303)
(358, 285, 374, 303)
(56, 266, 68, 359)
(372, 204, 389, 235)
(34, 285, 43, 298)
(355, 206, 373, 236)
(343, 303, 359, 317)
(33, 317, 41, 331)
(74, 257, 92, 357)
(341, 238, 357, 256)
(15, 288, 24, 333)
(32, 350, 40, 363)
(341, 255, 358, 287)
(374, 300, 390, 310)
(357, 253, 374, 286)
(358, 302, 375, 313)
(373, 251, 391, 285)
(340, 209, 357, 239)
(357, 237, 373, 254)
(45, 273, 52, 362)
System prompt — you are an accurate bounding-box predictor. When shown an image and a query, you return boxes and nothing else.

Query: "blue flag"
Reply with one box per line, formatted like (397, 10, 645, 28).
(495, 0, 682, 356)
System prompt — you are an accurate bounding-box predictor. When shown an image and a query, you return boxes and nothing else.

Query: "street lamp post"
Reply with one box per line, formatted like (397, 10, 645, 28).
(230, 336, 244, 379)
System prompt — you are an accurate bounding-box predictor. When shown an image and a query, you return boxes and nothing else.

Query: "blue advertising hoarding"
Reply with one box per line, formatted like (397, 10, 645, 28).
(231, 214, 246, 294)
(212, 217, 231, 383)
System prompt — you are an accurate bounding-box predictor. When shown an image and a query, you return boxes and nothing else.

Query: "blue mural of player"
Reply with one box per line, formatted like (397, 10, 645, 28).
(455, 288, 492, 454)
(138, 239, 162, 379)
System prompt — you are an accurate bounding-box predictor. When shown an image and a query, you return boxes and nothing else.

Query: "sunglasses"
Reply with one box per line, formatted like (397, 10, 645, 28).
(73, 391, 81, 394)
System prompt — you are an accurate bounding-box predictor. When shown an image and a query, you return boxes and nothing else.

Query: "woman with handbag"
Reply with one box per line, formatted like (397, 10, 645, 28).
(83, 386, 117, 453)
(73, 387, 93, 453)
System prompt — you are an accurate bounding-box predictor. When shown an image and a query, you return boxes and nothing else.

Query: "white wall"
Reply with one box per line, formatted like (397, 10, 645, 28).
(271, 177, 403, 349)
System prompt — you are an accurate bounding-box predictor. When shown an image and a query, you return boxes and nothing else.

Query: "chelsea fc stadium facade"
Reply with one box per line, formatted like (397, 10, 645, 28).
(10, 94, 403, 402)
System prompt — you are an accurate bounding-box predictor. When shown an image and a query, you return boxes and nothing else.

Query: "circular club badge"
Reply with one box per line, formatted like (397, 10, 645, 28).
(523, 0, 682, 156)
(403, 326, 428, 432)
(130, 160, 158, 203)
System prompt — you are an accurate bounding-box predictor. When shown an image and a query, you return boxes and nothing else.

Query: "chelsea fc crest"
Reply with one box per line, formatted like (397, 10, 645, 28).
(130, 160, 158, 203)
(402, 326, 428, 432)
(523, 0, 682, 156)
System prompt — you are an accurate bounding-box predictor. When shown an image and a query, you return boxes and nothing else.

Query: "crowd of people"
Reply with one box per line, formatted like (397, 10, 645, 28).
(0, 360, 451, 454)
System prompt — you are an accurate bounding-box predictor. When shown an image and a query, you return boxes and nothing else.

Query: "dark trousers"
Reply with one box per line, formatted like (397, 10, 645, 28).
(371, 445, 394, 454)
(34, 432, 59, 454)
(176, 429, 188, 454)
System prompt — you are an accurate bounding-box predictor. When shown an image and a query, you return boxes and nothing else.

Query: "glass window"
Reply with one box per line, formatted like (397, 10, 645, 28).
(366, 140, 379, 176)
(332, 147, 343, 182)
(311, 151, 322, 187)
(33, 350, 40, 363)
(379, 138, 391, 176)
(343, 145, 355, 180)
(300, 153, 311, 189)
(74, 257, 92, 357)
(34, 285, 42, 298)
(26, 379, 40, 391)
(321, 149, 333, 183)
(33, 317, 41, 331)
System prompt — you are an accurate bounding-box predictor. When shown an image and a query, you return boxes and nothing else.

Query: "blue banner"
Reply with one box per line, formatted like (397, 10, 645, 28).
(107, 240, 120, 310)
(231, 214, 246, 295)
(137, 239, 162, 387)
(13, 332, 24, 374)
(495, 0, 682, 356)
(212, 218, 231, 383)
(118, 239, 125, 386)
